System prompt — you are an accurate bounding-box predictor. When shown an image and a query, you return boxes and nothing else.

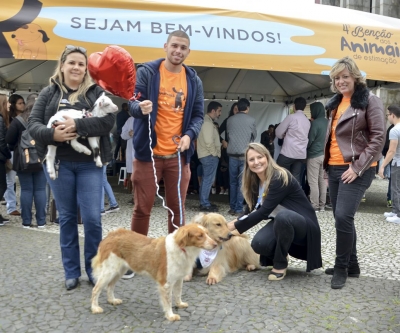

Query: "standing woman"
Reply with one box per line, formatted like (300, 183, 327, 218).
(6, 100, 47, 228)
(5, 94, 25, 216)
(0, 94, 11, 224)
(323, 56, 385, 289)
(28, 45, 115, 290)
(227, 143, 322, 280)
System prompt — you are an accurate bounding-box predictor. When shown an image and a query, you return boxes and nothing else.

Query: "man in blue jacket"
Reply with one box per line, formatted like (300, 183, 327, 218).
(128, 30, 204, 236)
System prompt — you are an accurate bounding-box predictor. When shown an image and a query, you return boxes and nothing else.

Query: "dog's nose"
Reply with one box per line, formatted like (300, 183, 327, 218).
(11, 34, 15, 38)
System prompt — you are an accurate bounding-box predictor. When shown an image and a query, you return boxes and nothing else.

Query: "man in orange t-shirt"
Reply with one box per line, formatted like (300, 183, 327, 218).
(128, 30, 204, 238)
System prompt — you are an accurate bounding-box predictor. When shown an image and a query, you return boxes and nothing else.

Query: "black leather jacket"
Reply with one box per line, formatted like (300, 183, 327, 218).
(28, 79, 115, 164)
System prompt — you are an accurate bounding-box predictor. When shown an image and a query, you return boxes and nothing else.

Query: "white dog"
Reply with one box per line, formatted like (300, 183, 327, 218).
(46, 93, 118, 179)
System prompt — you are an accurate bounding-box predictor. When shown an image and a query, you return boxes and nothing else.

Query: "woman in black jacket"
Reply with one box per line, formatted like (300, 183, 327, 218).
(6, 100, 46, 228)
(0, 94, 11, 225)
(28, 45, 115, 290)
(227, 143, 322, 281)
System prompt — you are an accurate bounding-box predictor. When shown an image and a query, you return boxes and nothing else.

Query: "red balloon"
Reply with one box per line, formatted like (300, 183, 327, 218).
(88, 45, 136, 100)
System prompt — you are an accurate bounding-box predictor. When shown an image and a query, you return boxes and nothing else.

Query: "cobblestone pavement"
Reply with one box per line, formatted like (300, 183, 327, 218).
(1, 178, 400, 332)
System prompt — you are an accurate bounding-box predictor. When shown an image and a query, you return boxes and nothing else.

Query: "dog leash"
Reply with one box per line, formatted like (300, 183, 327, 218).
(172, 135, 183, 228)
(146, 115, 182, 230)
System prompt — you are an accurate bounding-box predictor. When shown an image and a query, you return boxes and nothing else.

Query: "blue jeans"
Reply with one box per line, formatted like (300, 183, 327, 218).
(5, 169, 17, 213)
(44, 161, 103, 280)
(229, 157, 244, 213)
(17, 171, 47, 226)
(101, 165, 118, 211)
(328, 165, 375, 269)
(199, 155, 219, 207)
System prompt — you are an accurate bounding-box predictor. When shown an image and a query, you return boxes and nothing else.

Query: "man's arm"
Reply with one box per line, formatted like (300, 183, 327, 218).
(275, 115, 290, 139)
(181, 76, 204, 148)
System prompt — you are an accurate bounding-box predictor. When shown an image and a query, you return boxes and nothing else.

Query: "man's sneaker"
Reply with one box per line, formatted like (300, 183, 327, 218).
(211, 187, 216, 194)
(384, 212, 396, 218)
(0, 221, 3, 226)
(122, 270, 135, 279)
(228, 209, 235, 215)
(23, 225, 31, 229)
(0, 215, 10, 223)
(325, 204, 332, 209)
(199, 205, 218, 212)
(105, 205, 120, 214)
(386, 215, 400, 224)
(319, 207, 325, 212)
(101, 210, 106, 216)
(37, 225, 45, 229)
(387, 200, 393, 208)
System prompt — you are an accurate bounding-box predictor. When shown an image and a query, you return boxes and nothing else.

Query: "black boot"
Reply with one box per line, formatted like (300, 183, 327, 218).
(331, 267, 348, 289)
(325, 262, 360, 278)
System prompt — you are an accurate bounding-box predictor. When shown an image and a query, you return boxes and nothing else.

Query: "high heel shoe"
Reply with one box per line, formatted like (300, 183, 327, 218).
(268, 268, 287, 281)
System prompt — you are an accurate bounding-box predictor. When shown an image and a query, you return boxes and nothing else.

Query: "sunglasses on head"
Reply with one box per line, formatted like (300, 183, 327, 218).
(65, 45, 87, 54)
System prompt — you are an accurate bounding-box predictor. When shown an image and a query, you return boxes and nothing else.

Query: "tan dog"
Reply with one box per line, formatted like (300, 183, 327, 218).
(185, 213, 260, 284)
(11, 23, 50, 59)
(91, 224, 217, 321)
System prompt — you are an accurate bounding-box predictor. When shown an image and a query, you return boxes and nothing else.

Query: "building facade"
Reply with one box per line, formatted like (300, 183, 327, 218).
(316, 0, 400, 19)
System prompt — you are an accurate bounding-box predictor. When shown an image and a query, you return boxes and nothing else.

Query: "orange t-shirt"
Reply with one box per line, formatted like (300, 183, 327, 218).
(153, 61, 187, 156)
(328, 97, 377, 167)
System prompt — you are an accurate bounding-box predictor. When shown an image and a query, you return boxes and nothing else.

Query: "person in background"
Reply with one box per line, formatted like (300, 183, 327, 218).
(379, 105, 400, 223)
(121, 116, 135, 204)
(227, 143, 322, 281)
(275, 97, 310, 183)
(260, 124, 275, 157)
(306, 102, 328, 212)
(5, 94, 25, 216)
(381, 121, 394, 208)
(226, 98, 257, 217)
(28, 45, 115, 290)
(114, 103, 130, 161)
(219, 102, 238, 149)
(0, 94, 11, 225)
(273, 123, 282, 161)
(100, 165, 119, 216)
(6, 100, 47, 228)
(323, 56, 385, 289)
(197, 101, 222, 212)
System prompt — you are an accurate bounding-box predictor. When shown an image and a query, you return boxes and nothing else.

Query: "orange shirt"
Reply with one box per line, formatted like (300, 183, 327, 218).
(328, 98, 377, 167)
(328, 98, 350, 165)
(153, 61, 187, 156)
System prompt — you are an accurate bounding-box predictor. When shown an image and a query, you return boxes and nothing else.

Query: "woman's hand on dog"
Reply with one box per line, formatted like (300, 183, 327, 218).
(227, 221, 236, 231)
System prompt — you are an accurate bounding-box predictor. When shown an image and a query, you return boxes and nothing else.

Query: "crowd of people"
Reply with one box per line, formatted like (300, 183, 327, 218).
(0, 29, 390, 293)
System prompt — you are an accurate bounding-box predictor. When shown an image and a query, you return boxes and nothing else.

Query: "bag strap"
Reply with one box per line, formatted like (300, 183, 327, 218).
(15, 115, 28, 129)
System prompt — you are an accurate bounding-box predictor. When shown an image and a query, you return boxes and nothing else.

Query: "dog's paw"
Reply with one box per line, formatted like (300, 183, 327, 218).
(166, 314, 181, 321)
(91, 306, 104, 314)
(206, 276, 219, 285)
(183, 274, 192, 282)
(176, 301, 188, 308)
(246, 264, 257, 271)
(108, 298, 122, 306)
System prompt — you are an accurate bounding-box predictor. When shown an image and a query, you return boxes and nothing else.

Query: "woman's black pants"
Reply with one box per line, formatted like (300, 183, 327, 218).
(251, 209, 307, 270)
(328, 166, 375, 269)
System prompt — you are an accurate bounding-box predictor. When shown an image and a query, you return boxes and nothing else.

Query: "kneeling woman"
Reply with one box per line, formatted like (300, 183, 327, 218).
(227, 143, 322, 280)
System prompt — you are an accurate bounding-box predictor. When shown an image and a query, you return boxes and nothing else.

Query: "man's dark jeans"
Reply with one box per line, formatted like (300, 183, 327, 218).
(277, 154, 304, 184)
(328, 165, 375, 268)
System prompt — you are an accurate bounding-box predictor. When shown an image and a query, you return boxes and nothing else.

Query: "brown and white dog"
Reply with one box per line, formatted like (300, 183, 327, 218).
(90, 224, 217, 321)
(184, 213, 260, 285)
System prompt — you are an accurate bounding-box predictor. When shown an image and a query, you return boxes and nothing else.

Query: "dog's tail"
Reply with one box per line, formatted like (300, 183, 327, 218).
(91, 253, 102, 280)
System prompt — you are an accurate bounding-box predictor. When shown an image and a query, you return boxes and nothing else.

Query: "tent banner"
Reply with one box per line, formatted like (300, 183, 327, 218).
(1, 0, 400, 81)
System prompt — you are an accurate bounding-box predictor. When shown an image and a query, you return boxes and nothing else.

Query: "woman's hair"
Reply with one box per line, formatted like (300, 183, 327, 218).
(242, 143, 289, 209)
(329, 56, 366, 94)
(0, 94, 9, 128)
(20, 100, 35, 122)
(228, 102, 238, 117)
(8, 94, 24, 119)
(50, 46, 93, 105)
(26, 93, 39, 104)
